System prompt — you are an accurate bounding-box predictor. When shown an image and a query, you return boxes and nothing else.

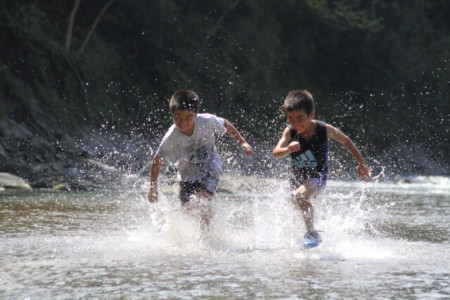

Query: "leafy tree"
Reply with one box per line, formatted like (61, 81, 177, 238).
(0, 0, 448, 167)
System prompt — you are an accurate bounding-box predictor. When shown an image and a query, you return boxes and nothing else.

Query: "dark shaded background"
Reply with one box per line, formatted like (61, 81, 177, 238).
(0, 0, 449, 183)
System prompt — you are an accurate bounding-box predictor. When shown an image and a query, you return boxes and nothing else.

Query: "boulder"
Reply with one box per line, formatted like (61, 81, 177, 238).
(0, 172, 32, 190)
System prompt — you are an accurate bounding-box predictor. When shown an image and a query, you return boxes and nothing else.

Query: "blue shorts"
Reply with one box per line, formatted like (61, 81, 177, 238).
(179, 175, 219, 203)
(308, 177, 327, 191)
(290, 176, 327, 192)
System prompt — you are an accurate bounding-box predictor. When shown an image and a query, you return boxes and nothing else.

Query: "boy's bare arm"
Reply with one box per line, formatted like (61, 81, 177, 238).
(327, 124, 372, 181)
(273, 127, 299, 158)
(148, 154, 162, 202)
(223, 119, 254, 156)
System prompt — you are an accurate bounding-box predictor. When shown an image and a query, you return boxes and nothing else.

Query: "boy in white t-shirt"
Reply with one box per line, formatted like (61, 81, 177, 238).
(148, 90, 253, 225)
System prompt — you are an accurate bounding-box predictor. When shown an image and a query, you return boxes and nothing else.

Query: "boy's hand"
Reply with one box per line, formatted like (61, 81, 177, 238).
(148, 185, 158, 202)
(356, 164, 372, 181)
(288, 141, 301, 153)
(242, 142, 254, 156)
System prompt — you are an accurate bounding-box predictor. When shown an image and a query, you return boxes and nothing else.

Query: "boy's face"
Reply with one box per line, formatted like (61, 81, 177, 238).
(287, 109, 314, 134)
(172, 109, 197, 135)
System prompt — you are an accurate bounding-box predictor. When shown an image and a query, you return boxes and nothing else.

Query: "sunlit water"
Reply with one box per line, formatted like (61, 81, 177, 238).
(1, 174, 449, 299)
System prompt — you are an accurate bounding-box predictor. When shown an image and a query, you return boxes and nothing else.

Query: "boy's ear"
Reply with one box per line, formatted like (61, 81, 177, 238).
(309, 110, 315, 118)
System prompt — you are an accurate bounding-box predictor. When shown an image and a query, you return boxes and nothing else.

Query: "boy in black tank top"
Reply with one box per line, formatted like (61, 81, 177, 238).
(273, 90, 372, 248)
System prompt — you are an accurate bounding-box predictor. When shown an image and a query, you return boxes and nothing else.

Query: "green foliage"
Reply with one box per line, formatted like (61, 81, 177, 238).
(320, 0, 384, 32)
(0, 0, 449, 162)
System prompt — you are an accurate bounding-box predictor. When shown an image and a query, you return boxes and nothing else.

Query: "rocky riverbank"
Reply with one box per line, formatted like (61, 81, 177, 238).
(0, 114, 157, 191)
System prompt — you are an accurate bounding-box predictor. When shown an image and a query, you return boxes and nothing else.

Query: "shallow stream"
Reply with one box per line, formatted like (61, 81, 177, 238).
(1, 174, 449, 299)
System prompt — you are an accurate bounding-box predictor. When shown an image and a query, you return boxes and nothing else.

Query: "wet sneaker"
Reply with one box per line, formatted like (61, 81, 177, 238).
(302, 231, 322, 248)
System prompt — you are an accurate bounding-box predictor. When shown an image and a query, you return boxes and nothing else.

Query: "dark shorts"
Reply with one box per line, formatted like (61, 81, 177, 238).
(179, 175, 219, 203)
(290, 176, 327, 192)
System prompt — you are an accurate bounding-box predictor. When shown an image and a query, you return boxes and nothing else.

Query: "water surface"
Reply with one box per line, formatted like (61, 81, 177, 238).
(1, 175, 449, 299)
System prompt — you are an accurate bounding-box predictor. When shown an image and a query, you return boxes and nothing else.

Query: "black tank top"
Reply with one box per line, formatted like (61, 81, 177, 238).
(289, 120, 329, 181)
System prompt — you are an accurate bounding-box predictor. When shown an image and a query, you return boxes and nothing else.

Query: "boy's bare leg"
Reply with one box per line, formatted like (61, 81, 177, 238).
(196, 190, 213, 231)
(292, 181, 319, 232)
(181, 189, 213, 232)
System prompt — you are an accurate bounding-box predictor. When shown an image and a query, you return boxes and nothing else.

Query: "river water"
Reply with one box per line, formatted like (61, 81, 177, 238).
(1, 174, 449, 299)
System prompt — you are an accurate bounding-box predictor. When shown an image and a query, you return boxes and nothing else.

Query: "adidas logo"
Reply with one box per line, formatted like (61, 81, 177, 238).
(292, 150, 317, 167)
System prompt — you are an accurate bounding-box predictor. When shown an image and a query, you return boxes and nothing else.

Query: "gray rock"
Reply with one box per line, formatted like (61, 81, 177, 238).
(0, 172, 32, 190)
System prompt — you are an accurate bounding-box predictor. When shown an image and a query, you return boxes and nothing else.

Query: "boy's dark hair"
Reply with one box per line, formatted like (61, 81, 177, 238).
(169, 89, 200, 113)
(283, 90, 315, 115)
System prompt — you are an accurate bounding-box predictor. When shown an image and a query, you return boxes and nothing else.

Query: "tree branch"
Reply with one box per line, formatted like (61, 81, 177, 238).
(79, 0, 115, 53)
(207, 0, 242, 39)
(65, 0, 81, 50)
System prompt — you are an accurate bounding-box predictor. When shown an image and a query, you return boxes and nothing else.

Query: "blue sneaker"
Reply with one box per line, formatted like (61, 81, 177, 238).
(302, 231, 322, 248)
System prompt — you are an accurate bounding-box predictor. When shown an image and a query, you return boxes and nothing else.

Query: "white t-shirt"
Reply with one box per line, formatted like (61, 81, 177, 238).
(156, 113, 227, 181)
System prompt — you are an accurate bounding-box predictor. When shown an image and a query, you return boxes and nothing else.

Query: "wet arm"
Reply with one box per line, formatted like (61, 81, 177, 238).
(148, 154, 162, 202)
(223, 119, 253, 156)
(327, 124, 372, 181)
(273, 127, 299, 158)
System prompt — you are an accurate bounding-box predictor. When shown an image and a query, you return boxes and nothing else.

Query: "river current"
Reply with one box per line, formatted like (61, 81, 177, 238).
(1, 174, 449, 299)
